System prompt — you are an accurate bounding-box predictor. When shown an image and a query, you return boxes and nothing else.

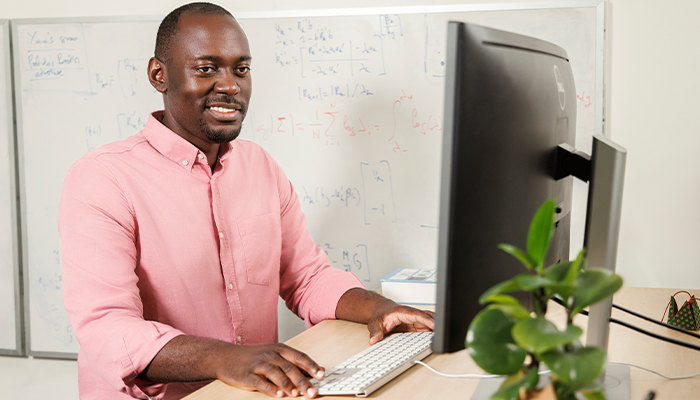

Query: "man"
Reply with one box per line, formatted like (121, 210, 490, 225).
(58, 3, 433, 400)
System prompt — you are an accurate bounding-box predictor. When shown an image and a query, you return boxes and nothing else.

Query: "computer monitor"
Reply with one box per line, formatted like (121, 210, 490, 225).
(432, 21, 626, 357)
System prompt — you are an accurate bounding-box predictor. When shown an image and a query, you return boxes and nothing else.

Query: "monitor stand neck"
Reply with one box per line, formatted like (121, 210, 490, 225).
(557, 134, 628, 400)
(581, 134, 627, 351)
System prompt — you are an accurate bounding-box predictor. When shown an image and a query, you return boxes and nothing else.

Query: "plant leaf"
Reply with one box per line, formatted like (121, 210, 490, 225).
(540, 347, 607, 385)
(490, 367, 539, 400)
(543, 261, 572, 282)
(571, 268, 624, 315)
(518, 275, 575, 300)
(491, 303, 532, 321)
(527, 199, 556, 272)
(481, 293, 522, 306)
(466, 306, 528, 375)
(478, 273, 530, 304)
(479, 295, 531, 320)
(542, 249, 586, 301)
(517, 275, 555, 291)
(544, 248, 585, 286)
(511, 317, 583, 354)
(564, 249, 586, 284)
(498, 243, 536, 271)
(543, 262, 577, 300)
(479, 274, 576, 306)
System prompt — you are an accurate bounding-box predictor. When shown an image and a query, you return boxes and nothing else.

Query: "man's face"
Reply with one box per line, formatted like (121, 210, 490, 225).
(157, 13, 252, 145)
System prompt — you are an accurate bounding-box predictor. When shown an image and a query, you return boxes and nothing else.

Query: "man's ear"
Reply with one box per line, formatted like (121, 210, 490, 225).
(148, 57, 167, 93)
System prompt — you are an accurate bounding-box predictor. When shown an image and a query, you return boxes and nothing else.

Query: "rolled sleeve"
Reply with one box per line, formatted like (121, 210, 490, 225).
(59, 157, 183, 399)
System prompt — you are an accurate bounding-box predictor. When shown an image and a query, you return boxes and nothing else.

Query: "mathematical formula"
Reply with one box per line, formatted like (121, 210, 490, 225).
(321, 242, 371, 282)
(251, 89, 442, 154)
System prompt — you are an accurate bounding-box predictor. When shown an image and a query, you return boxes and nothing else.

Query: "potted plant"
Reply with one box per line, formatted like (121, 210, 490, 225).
(466, 199, 623, 400)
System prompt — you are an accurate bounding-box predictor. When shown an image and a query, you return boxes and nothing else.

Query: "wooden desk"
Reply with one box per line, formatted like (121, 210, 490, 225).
(184, 288, 700, 399)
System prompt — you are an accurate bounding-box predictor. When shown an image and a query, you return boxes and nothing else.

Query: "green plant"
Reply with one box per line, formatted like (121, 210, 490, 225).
(466, 199, 623, 400)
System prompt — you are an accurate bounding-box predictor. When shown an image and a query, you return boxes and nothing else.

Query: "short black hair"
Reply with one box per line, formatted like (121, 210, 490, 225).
(154, 2, 233, 64)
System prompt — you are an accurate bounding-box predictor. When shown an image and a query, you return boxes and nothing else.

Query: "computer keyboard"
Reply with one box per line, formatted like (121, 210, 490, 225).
(310, 331, 433, 397)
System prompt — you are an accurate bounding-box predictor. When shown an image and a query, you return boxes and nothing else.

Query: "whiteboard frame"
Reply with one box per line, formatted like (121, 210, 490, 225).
(0, 19, 24, 357)
(11, 0, 606, 359)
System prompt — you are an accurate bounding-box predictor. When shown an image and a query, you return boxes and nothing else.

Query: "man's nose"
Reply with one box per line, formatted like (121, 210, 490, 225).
(214, 70, 240, 94)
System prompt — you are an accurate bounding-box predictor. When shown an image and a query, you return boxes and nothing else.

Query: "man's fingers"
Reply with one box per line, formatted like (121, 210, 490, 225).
(279, 360, 321, 398)
(275, 345, 324, 398)
(258, 362, 306, 397)
(384, 309, 434, 331)
(368, 319, 386, 345)
(233, 372, 285, 398)
(278, 344, 325, 380)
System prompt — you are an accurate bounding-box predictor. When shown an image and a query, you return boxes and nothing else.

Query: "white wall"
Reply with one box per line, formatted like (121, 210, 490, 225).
(2, 0, 698, 399)
(610, 0, 700, 289)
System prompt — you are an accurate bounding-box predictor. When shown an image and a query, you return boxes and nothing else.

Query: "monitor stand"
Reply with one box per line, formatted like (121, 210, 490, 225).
(473, 135, 629, 399)
(470, 364, 629, 399)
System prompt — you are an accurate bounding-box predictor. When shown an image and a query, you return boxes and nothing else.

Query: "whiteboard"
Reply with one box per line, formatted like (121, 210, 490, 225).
(12, 0, 605, 357)
(0, 20, 23, 356)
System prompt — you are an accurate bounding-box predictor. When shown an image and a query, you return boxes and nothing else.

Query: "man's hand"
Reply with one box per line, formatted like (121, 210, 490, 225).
(140, 335, 325, 398)
(335, 288, 435, 345)
(216, 342, 325, 398)
(366, 304, 435, 345)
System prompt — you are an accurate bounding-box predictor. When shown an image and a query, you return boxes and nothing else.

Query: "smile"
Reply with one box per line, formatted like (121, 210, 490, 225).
(209, 106, 237, 113)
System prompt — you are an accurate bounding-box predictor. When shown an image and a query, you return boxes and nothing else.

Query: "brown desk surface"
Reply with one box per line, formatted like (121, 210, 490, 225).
(183, 287, 700, 399)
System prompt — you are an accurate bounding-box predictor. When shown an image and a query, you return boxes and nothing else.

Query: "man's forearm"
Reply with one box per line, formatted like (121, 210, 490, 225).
(335, 288, 396, 323)
(139, 334, 231, 383)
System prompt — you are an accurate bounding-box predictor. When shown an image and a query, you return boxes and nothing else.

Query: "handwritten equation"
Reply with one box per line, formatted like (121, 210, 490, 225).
(251, 89, 441, 153)
(390, 90, 443, 153)
(321, 243, 371, 282)
(379, 14, 404, 39)
(301, 185, 361, 208)
(251, 107, 380, 148)
(361, 161, 396, 225)
(271, 18, 395, 78)
(298, 83, 374, 102)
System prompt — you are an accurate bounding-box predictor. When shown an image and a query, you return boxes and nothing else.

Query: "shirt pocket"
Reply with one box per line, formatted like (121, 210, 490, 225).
(236, 212, 282, 286)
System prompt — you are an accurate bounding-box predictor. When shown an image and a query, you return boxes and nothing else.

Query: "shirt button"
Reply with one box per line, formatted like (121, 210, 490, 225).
(197, 153, 204, 160)
(237, 336, 242, 343)
(218, 232, 224, 239)
(228, 283, 233, 290)
(181, 160, 188, 166)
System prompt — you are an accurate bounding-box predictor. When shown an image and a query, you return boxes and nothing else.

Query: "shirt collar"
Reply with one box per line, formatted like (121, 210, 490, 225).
(142, 111, 233, 171)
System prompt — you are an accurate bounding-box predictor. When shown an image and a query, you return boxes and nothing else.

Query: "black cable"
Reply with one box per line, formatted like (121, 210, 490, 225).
(612, 303, 700, 340)
(550, 297, 700, 352)
(609, 317, 700, 352)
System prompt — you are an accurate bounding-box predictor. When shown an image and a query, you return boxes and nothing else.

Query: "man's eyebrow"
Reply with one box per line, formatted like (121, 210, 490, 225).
(194, 55, 252, 63)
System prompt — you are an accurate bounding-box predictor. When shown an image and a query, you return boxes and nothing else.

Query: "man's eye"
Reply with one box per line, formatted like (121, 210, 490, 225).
(237, 67, 250, 75)
(198, 66, 215, 74)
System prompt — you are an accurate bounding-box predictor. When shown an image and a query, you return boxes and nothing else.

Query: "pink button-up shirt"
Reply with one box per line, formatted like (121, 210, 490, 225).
(59, 112, 364, 400)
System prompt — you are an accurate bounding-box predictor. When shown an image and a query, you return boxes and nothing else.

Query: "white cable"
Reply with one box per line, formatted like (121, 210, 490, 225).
(412, 361, 501, 378)
(412, 361, 551, 379)
(608, 361, 700, 380)
(414, 360, 700, 381)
